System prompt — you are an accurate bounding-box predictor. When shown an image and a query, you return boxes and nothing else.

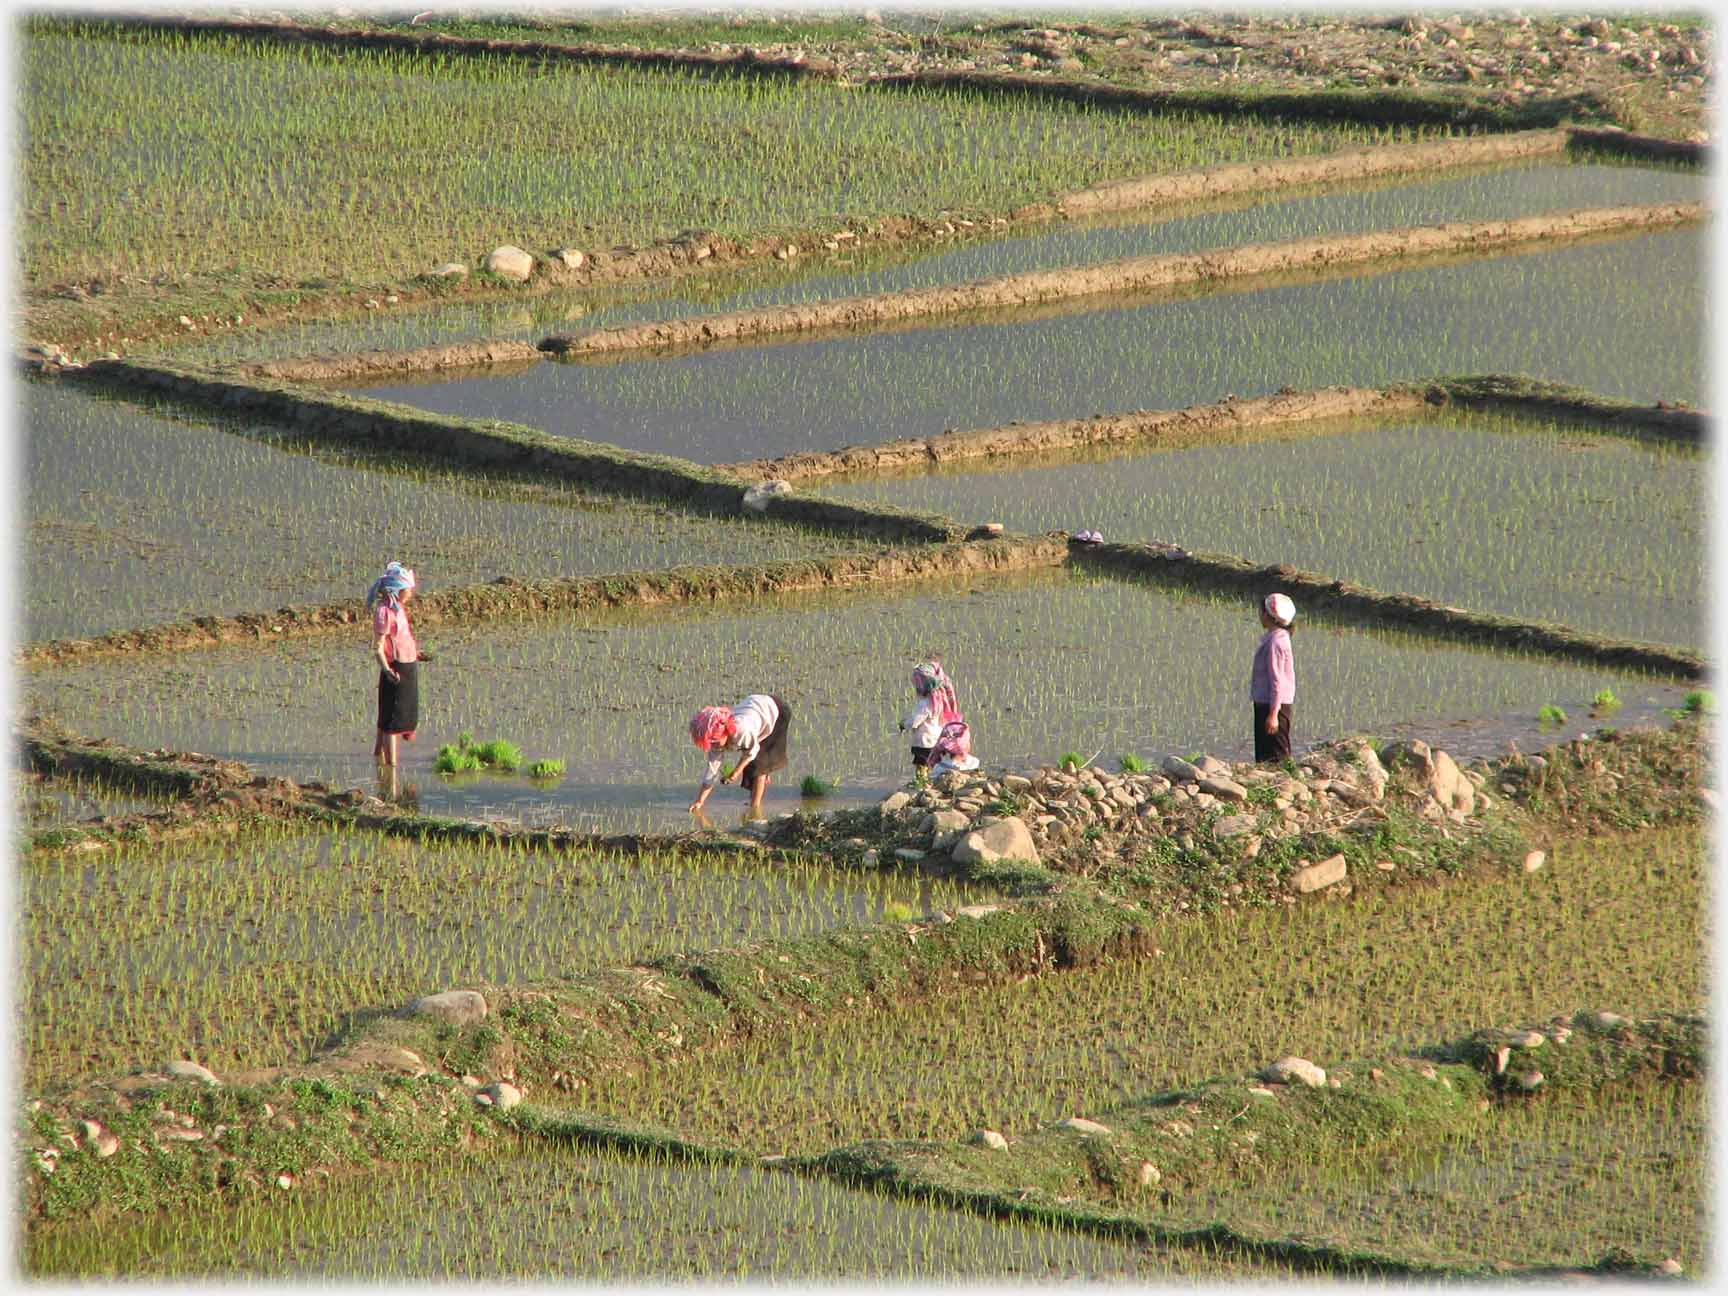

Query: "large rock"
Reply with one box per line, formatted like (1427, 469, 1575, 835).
(407, 990, 489, 1025)
(1161, 754, 1202, 783)
(1198, 775, 1248, 803)
(1380, 739, 1472, 814)
(1213, 814, 1258, 839)
(477, 1081, 522, 1110)
(970, 1128, 1009, 1151)
(951, 816, 1040, 867)
(742, 479, 793, 512)
(165, 1060, 221, 1086)
(1195, 755, 1231, 777)
(483, 245, 535, 281)
(1290, 853, 1347, 893)
(880, 790, 914, 815)
(1263, 1056, 1326, 1087)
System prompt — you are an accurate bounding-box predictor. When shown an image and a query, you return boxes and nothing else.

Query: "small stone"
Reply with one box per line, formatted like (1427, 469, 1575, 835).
(1247, 1086, 1277, 1098)
(553, 248, 587, 270)
(1374, 858, 1396, 872)
(1523, 850, 1546, 873)
(1056, 1117, 1112, 1136)
(861, 849, 879, 867)
(893, 847, 925, 862)
(483, 245, 534, 281)
(1587, 1011, 1629, 1030)
(971, 1129, 1009, 1151)
(1494, 1046, 1511, 1075)
(1198, 776, 1248, 803)
(1263, 1057, 1326, 1087)
(430, 262, 468, 279)
(407, 990, 488, 1026)
(1136, 1161, 1161, 1186)
(880, 791, 914, 815)
(276, 1172, 296, 1190)
(955, 904, 1003, 920)
(1161, 755, 1202, 783)
(1213, 814, 1257, 839)
(1657, 1259, 1683, 1276)
(1515, 1070, 1544, 1092)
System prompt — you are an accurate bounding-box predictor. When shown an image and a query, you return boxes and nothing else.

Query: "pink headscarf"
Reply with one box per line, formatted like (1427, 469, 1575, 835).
(690, 705, 736, 751)
(935, 720, 971, 759)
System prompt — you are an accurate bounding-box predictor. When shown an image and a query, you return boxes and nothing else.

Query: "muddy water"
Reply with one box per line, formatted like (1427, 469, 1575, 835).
(23, 382, 873, 643)
(22, 568, 1685, 834)
(336, 226, 1703, 463)
(818, 411, 1707, 651)
(21, 825, 985, 1088)
(18, 773, 160, 832)
(174, 159, 1702, 365)
(26, 1139, 1231, 1280)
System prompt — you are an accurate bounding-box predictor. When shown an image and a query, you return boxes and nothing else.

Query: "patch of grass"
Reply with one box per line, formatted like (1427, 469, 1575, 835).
(1058, 752, 1084, 773)
(469, 739, 522, 772)
(1118, 752, 1148, 773)
(526, 759, 565, 780)
(800, 775, 839, 797)
(1590, 687, 1621, 714)
(1537, 703, 1567, 729)
(1682, 689, 1712, 714)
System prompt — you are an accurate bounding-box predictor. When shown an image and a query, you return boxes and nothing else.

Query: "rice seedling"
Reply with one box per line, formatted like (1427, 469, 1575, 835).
(1591, 687, 1622, 715)
(24, 21, 1435, 294)
(18, 772, 162, 831)
(1538, 704, 1568, 728)
(22, 567, 1688, 834)
(526, 759, 565, 780)
(22, 382, 870, 643)
(25, 1138, 1268, 1280)
(18, 823, 989, 1091)
(1118, 753, 1149, 773)
(800, 775, 839, 797)
(819, 409, 1706, 651)
(1057, 752, 1085, 773)
(1682, 689, 1712, 713)
(360, 225, 1702, 463)
(576, 825, 1703, 1157)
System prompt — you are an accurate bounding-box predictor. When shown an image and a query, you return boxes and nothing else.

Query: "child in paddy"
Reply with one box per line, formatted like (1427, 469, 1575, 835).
(688, 694, 791, 820)
(900, 659, 959, 776)
(1251, 592, 1296, 764)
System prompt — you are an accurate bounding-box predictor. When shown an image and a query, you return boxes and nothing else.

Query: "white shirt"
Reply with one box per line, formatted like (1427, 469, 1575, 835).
(701, 694, 780, 788)
(902, 695, 944, 747)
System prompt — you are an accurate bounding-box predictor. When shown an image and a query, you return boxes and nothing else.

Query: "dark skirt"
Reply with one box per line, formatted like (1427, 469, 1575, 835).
(910, 745, 935, 769)
(1253, 703, 1292, 764)
(377, 661, 420, 735)
(736, 696, 791, 791)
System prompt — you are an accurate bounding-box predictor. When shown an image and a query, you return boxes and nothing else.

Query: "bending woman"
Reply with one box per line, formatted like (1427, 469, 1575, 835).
(689, 693, 791, 819)
(368, 561, 421, 766)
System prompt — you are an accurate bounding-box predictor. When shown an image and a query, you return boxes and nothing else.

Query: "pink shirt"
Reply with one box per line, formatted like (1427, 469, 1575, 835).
(1250, 627, 1294, 706)
(373, 601, 418, 664)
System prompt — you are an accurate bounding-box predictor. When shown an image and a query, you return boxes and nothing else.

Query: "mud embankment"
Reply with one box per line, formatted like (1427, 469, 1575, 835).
(17, 537, 1064, 668)
(540, 202, 1703, 358)
(52, 359, 961, 544)
(1074, 538, 1704, 680)
(84, 14, 839, 79)
(717, 376, 1704, 484)
(240, 340, 541, 384)
(721, 385, 1426, 482)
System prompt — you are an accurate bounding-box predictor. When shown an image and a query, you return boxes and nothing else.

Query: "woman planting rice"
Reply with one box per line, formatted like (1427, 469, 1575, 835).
(368, 561, 422, 767)
(689, 693, 791, 819)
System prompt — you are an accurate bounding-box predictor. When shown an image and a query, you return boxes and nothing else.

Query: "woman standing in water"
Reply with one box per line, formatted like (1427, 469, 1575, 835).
(369, 561, 421, 767)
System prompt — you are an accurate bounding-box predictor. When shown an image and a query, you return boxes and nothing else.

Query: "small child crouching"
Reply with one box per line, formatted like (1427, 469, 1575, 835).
(929, 720, 979, 776)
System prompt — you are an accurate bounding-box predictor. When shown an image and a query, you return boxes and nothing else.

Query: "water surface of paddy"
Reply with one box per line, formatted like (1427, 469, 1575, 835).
(18, 773, 161, 832)
(23, 569, 1683, 832)
(27, 1140, 1258, 1280)
(24, 383, 871, 642)
(21, 825, 983, 1088)
(818, 412, 1706, 649)
(338, 227, 1703, 463)
(175, 159, 1702, 365)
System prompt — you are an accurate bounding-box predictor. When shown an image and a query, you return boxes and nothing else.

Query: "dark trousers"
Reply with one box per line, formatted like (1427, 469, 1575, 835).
(1253, 703, 1292, 764)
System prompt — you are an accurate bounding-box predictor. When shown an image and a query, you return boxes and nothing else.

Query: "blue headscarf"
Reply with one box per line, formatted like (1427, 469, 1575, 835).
(367, 561, 416, 609)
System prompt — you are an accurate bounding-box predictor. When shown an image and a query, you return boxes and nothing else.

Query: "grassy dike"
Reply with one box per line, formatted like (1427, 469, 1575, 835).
(19, 713, 1705, 1231)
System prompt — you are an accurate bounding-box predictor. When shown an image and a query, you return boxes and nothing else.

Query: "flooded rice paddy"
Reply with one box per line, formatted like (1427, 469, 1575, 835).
(23, 382, 872, 642)
(18, 772, 162, 832)
(579, 826, 1704, 1156)
(339, 226, 1703, 464)
(21, 824, 985, 1090)
(26, 1139, 1252, 1281)
(819, 411, 1706, 650)
(176, 159, 1702, 366)
(23, 569, 1683, 833)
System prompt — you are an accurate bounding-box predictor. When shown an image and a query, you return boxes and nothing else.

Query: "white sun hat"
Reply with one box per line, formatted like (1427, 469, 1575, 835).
(1264, 592, 1295, 625)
